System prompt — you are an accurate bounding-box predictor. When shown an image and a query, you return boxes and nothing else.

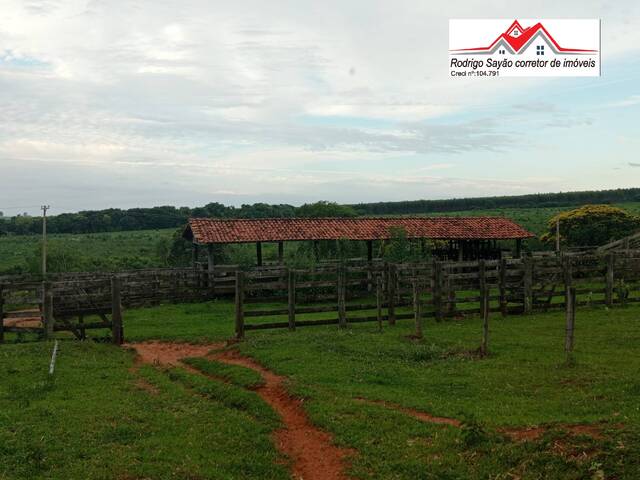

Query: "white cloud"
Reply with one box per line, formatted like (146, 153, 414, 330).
(0, 0, 639, 214)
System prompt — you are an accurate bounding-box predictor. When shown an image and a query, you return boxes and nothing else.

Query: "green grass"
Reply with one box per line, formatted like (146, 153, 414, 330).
(2, 298, 640, 478)
(0, 341, 288, 480)
(0, 229, 175, 274)
(183, 357, 265, 388)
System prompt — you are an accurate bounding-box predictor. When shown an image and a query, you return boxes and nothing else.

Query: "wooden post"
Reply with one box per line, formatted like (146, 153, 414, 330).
(478, 260, 486, 310)
(499, 257, 508, 317)
(413, 278, 422, 339)
(433, 261, 443, 322)
(376, 276, 383, 332)
(565, 286, 576, 357)
(563, 257, 573, 307)
(480, 284, 490, 356)
(235, 271, 245, 339)
(0, 285, 4, 344)
(605, 253, 614, 307)
(207, 244, 215, 290)
(44, 283, 54, 339)
(446, 275, 456, 317)
(523, 255, 533, 314)
(388, 264, 396, 325)
(111, 276, 123, 345)
(278, 241, 284, 265)
(287, 269, 296, 331)
(338, 266, 347, 328)
(256, 242, 263, 267)
(367, 240, 373, 261)
(515, 239, 522, 258)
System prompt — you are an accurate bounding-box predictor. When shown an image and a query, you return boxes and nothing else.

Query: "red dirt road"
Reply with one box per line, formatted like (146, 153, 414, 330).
(126, 342, 352, 480)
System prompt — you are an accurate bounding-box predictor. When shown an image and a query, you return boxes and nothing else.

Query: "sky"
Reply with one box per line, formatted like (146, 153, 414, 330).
(0, 0, 639, 216)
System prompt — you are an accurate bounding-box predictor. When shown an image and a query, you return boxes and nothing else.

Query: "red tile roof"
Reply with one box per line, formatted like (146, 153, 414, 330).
(185, 217, 534, 244)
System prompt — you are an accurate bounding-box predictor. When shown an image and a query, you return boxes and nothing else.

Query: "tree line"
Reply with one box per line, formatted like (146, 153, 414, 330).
(351, 188, 640, 215)
(0, 201, 357, 236)
(2, 187, 640, 236)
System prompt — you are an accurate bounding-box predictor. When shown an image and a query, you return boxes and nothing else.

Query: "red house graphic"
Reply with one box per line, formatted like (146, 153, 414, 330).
(451, 20, 597, 56)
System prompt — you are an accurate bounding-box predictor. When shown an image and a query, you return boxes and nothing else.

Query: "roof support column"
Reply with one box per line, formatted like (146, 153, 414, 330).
(313, 240, 320, 263)
(515, 239, 522, 259)
(256, 241, 263, 267)
(367, 240, 373, 262)
(278, 241, 284, 265)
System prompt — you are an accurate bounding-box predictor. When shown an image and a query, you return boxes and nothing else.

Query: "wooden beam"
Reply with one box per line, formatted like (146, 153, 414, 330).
(256, 242, 263, 266)
(367, 240, 373, 262)
(515, 239, 522, 258)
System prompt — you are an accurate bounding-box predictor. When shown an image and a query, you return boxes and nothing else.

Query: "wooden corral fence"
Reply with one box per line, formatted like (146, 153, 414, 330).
(0, 278, 123, 344)
(234, 251, 640, 339)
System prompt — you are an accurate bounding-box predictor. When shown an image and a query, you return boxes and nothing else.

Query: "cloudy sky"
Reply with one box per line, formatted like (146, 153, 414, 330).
(1, 0, 639, 215)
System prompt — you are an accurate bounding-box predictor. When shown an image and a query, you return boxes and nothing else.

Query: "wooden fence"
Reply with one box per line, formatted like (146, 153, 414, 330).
(0, 278, 124, 344)
(234, 251, 640, 338)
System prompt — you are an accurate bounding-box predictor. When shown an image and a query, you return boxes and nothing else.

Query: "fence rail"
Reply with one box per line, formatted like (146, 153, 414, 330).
(235, 251, 640, 338)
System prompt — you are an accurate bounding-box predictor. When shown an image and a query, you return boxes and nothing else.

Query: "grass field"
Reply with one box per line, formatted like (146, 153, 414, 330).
(2, 299, 639, 479)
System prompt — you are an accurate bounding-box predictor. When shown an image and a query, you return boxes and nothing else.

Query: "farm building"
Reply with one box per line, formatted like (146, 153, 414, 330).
(183, 217, 534, 267)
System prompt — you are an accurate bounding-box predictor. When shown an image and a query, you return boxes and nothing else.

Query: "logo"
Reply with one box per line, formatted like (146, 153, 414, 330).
(449, 19, 600, 77)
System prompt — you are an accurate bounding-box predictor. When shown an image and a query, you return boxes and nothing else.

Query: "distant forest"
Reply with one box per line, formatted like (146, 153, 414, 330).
(352, 188, 640, 215)
(1, 188, 639, 236)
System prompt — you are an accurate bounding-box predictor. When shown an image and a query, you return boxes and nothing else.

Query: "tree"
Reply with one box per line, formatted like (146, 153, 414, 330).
(296, 201, 357, 218)
(541, 205, 640, 247)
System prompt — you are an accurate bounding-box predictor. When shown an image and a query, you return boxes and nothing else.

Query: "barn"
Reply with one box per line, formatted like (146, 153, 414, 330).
(183, 217, 534, 268)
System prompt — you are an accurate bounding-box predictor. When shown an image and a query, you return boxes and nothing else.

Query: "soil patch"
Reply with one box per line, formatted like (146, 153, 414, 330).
(126, 342, 353, 480)
(212, 349, 353, 480)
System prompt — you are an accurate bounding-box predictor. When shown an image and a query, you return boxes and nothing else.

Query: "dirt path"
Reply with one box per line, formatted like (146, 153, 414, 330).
(126, 342, 352, 480)
(357, 397, 612, 442)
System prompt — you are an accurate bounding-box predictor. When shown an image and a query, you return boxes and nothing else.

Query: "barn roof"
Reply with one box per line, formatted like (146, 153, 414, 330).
(184, 217, 534, 244)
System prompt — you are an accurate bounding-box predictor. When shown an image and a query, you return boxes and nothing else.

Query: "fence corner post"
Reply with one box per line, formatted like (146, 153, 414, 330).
(235, 270, 245, 340)
(111, 276, 123, 345)
(287, 268, 296, 331)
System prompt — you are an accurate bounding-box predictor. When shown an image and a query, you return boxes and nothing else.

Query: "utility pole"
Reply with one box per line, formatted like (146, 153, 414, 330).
(41, 205, 50, 277)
